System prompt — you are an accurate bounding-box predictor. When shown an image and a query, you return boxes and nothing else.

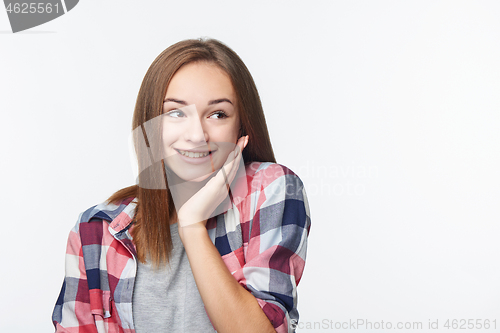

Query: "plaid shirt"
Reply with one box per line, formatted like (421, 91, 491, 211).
(52, 162, 311, 333)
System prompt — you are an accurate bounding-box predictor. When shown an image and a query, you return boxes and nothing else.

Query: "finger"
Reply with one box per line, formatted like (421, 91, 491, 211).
(223, 149, 239, 185)
(216, 149, 240, 195)
(227, 140, 244, 179)
(228, 145, 243, 181)
(236, 135, 247, 156)
(211, 145, 237, 190)
(230, 135, 248, 177)
(216, 137, 247, 190)
(228, 139, 244, 180)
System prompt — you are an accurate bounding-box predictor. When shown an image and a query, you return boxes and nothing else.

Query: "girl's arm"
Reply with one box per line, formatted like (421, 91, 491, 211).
(177, 139, 310, 332)
(181, 224, 276, 333)
(178, 163, 310, 332)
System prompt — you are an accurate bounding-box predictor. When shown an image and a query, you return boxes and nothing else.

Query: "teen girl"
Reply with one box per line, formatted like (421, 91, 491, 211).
(53, 38, 311, 333)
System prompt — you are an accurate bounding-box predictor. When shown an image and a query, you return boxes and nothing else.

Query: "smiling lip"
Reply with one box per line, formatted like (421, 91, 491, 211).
(175, 148, 215, 165)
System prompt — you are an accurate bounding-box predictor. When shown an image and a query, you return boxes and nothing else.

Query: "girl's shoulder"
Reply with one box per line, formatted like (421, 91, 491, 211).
(71, 197, 137, 235)
(239, 162, 307, 206)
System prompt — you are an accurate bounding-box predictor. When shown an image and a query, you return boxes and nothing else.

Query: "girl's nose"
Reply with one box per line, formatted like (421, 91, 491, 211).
(184, 110, 208, 144)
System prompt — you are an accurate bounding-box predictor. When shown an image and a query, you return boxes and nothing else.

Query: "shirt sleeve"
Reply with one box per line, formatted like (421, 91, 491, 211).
(52, 224, 99, 333)
(52, 220, 116, 333)
(238, 163, 311, 333)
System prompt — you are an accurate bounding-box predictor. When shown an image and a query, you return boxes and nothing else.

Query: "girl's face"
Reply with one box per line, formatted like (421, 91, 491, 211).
(162, 61, 240, 182)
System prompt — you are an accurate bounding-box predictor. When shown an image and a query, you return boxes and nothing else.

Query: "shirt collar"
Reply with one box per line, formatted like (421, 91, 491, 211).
(80, 197, 137, 233)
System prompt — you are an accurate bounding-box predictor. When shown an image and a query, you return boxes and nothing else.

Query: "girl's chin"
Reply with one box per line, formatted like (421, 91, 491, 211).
(166, 167, 215, 183)
(165, 159, 222, 183)
(182, 173, 212, 183)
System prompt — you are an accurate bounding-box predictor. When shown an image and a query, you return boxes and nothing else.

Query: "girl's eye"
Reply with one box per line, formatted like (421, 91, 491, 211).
(209, 111, 228, 119)
(165, 109, 185, 118)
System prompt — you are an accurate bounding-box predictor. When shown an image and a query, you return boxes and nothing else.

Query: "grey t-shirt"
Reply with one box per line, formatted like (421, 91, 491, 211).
(132, 222, 216, 332)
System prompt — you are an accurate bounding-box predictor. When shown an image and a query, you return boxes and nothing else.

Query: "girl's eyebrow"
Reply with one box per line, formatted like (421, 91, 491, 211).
(208, 98, 233, 106)
(164, 98, 187, 105)
(163, 98, 233, 106)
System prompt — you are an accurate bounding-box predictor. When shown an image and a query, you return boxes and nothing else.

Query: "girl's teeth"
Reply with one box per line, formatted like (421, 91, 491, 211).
(180, 150, 209, 158)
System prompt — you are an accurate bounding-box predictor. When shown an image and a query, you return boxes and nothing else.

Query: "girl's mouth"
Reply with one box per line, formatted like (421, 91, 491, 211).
(176, 149, 211, 158)
(174, 148, 216, 166)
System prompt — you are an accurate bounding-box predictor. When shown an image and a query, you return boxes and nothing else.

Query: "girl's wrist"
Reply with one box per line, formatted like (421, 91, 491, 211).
(178, 221, 208, 243)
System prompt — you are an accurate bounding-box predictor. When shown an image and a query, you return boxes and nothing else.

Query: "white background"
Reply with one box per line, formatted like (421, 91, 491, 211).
(1, 1, 499, 332)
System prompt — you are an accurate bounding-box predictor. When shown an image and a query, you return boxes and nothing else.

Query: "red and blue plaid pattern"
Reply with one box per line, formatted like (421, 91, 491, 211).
(53, 162, 311, 333)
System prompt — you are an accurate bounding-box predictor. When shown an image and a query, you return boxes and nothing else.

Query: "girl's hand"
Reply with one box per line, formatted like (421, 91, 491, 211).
(177, 135, 248, 237)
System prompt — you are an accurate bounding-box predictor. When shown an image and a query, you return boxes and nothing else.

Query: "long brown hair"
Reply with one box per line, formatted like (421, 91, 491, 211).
(107, 38, 276, 266)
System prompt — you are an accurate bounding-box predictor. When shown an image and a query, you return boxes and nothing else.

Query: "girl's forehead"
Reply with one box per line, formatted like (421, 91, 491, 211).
(165, 62, 236, 104)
